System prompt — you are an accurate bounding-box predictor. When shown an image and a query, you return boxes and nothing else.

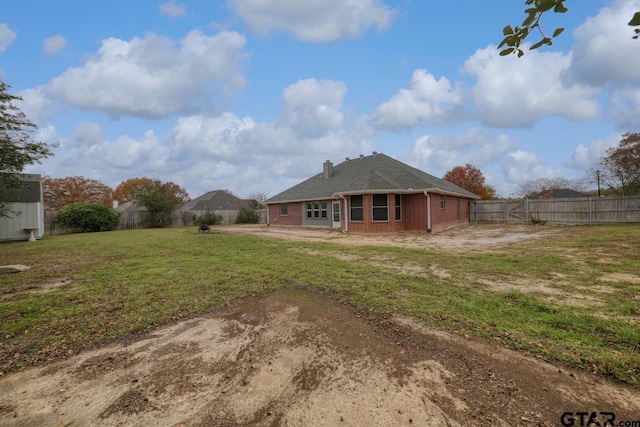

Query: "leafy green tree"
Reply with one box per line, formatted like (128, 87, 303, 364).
(500, 1, 640, 57)
(55, 202, 119, 233)
(193, 210, 223, 226)
(0, 81, 54, 216)
(235, 207, 259, 224)
(134, 179, 189, 228)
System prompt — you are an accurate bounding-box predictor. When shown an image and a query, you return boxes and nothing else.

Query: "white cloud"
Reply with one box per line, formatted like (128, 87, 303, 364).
(159, 0, 187, 18)
(228, 0, 396, 42)
(397, 128, 518, 176)
(463, 47, 600, 128)
(502, 150, 562, 187)
(16, 86, 58, 126)
(32, 77, 374, 199)
(567, 134, 620, 170)
(609, 88, 640, 128)
(0, 23, 16, 53)
(568, 0, 640, 86)
(42, 35, 67, 56)
(46, 30, 248, 118)
(279, 78, 347, 138)
(370, 70, 465, 130)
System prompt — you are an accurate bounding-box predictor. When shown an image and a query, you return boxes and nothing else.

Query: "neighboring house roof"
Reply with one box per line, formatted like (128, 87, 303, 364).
(529, 189, 591, 199)
(178, 190, 249, 211)
(266, 153, 479, 203)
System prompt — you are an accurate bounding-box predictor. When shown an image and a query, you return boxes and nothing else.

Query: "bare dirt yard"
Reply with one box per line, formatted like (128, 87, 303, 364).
(216, 222, 560, 252)
(1, 224, 639, 426)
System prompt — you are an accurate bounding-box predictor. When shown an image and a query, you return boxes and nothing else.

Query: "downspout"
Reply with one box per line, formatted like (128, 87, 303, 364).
(424, 191, 432, 233)
(266, 203, 270, 226)
(338, 194, 349, 233)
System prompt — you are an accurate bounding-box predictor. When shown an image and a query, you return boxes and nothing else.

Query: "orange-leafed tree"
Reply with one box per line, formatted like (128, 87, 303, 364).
(113, 177, 190, 204)
(112, 177, 153, 204)
(443, 164, 495, 200)
(43, 176, 113, 210)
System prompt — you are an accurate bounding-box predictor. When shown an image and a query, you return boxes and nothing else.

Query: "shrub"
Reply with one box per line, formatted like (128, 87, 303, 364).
(55, 202, 120, 233)
(193, 211, 223, 226)
(235, 207, 259, 224)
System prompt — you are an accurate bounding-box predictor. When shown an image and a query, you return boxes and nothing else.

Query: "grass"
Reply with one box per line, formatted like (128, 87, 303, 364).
(1, 224, 639, 386)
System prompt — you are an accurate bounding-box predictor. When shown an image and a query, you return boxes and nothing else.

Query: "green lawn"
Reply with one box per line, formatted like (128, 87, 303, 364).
(1, 225, 639, 386)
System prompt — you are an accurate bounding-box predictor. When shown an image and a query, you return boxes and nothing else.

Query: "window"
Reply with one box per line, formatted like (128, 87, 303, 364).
(280, 203, 288, 216)
(306, 201, 329, 219)
(440, 194, 446, 210)
(456, 197, 461, 221)
(321, 202, 328, 218)
(372, 194, 388, 221)
(350, 195, 363, 221)
(395, 194, 402, 221)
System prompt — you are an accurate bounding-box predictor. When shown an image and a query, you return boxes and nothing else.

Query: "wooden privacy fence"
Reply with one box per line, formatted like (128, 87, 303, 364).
(471, 196, 640, 225)
(45, 210, 195, 235)
(44, 209, 267, 235)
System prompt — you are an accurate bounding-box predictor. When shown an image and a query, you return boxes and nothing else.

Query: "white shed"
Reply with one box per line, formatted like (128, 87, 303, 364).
(0, 174, 45, 242)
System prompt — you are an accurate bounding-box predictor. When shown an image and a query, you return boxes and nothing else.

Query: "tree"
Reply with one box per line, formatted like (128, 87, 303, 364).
(597, 132, 640, 195)
(443, 164, 495, 200)
(247, 192, 268, 210)
(134, 179, 190, 228)
(499, 1, 640, 57)
(516, 177, 586, 198)
(0, 81, 54, 216)
(112, 177, 154, 204)
(235, 207, 259, 224)
(43, 176, 113, 210)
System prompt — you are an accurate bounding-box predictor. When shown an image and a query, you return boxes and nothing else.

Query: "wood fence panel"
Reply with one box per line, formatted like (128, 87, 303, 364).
(472, 196, 640, 224)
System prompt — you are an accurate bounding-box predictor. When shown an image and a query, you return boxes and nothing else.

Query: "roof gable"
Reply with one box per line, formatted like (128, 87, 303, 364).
(179, 190, 248, 211)
(266, 153, 479, 203)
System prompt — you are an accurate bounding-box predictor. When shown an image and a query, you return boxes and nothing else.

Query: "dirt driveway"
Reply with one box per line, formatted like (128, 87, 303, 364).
(1, 225, 639, 426)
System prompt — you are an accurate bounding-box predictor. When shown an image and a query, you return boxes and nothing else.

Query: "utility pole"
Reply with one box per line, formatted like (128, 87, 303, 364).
(596, 170, 601, 197)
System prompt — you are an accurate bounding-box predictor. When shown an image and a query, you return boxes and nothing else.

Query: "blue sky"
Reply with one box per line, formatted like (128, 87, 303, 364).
(2, 0, 639, 199)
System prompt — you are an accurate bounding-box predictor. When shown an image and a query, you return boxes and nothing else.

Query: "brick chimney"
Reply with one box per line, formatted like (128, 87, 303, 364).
(323, 160, 333, 178)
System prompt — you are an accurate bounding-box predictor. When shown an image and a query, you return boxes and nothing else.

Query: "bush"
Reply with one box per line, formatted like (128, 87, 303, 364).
(55, 202, 120, 233)
(235, 207, 259, 224)
(193, 211, 223, 226)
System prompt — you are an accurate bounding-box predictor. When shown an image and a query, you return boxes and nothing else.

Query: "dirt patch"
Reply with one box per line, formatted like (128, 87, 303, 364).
(1, 289, 638, 426)
(218, 223, 559, 252)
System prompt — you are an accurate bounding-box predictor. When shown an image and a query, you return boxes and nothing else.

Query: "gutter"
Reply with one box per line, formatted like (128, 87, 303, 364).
(338, 193, 349, 233)
(424, 191, 432, 233)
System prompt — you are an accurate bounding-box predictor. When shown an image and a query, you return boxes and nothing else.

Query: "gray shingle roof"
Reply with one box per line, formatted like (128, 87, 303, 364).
(178, 190, 249, 211)
(266, 153, 479, 203)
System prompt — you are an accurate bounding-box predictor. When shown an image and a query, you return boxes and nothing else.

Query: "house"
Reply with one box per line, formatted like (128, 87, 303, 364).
(0, 174, 45, 242)
(529, 189, 591, 199)
(177, 190, 252, 224)
(265, 153, 479, 233)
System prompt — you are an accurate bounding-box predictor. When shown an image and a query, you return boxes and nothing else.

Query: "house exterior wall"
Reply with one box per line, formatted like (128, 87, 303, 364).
(301, 200, 332, 227)
(268, 202, 304, 226)
(429, 194, 471, 233)
(403, 193, 428, 232)
(267, 193, 472, 233)
(348, 193, 406, 233)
